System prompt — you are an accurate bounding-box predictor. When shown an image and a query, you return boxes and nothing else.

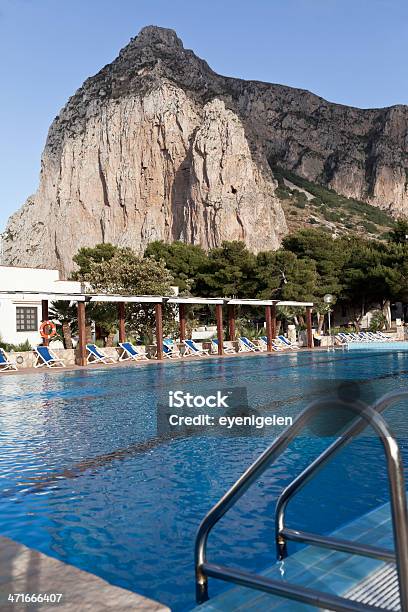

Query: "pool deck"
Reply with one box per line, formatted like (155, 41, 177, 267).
(0, 346, 314, 376)
(0, 536, 169, 611)
(196, 501, 398, 611)
(2, 340, 408, 377)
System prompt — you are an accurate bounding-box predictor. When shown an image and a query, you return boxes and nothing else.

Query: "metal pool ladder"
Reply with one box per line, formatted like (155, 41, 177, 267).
(194, 390, 408, 611)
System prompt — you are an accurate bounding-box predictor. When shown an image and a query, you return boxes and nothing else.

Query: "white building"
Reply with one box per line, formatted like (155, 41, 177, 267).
(0, 265, 81, 347)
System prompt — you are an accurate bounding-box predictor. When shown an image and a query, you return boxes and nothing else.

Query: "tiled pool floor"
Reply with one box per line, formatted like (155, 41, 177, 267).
(197, 502, 397, 611)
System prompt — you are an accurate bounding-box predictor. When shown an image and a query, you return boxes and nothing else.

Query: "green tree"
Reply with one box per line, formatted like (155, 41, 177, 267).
(383, 244, 408, 303)
(71, 243, 117, 279)
(388, 219, 408, 244)
(283, 229, 351, 330)
(282, 229, 347, 299)
(144, 241, 208, 293)
(255, 250, 317, 302)
(74, 245, 176, 342)
(339, 237, 404, 328)
(197, 241, 257, 297)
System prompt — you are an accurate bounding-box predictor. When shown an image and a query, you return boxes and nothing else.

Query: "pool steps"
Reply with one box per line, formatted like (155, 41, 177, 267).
(195, 501, 399, 611)
(194, 391, 408, 610)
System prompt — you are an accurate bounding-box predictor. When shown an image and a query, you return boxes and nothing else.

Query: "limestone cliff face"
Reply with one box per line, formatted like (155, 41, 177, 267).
(182, 99, 286, 252)
(3, 83, 286, 276)
(3, 26, 408, 275)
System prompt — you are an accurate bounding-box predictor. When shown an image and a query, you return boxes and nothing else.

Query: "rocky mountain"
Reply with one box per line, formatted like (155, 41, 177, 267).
(3, 26, 408, 276)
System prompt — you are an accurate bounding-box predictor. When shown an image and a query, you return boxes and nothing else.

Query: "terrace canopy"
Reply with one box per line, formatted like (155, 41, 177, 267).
(0, 291, 314, 364)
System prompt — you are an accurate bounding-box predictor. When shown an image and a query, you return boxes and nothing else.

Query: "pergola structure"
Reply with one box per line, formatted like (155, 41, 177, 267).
(0, 291, 314, 365)
(227, 299, 313, 353)
(166, 297, 225, 356)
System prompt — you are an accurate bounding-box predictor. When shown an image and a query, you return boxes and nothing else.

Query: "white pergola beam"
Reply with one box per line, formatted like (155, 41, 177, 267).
(277, 301, 313, 307)
(87, 295, 163, 303)
(0, 292, 86, 302)
(166, 297, 225, 305)
(0, 291, 313, 308)
(226, 299, 279, 306)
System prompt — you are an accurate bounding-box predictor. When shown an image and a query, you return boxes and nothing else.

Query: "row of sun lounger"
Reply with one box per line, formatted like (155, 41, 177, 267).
(162, 336, 299, 359)
(0, 336, 300, 372)
(335, 331, 392, 344)
(0, 343, 148, 371)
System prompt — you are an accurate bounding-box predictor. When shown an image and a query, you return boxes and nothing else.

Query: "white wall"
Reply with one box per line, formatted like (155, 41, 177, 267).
(0, 265, 81, 347)
(0, 265, 60, 291)
(0, 299, 42, 346)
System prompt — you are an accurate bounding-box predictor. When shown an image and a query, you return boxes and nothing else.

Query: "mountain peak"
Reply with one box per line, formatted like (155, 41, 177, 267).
(134, 26, 184, 50)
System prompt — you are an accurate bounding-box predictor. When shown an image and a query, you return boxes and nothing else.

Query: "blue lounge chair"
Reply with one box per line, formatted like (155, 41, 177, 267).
(0, 348, 17, 371)
(211, 339, 235, 354)
(358, 332, 376, 342)
(278, 335, 300, 349)
(34, 345, 65, 368)
(183, 339, 210, 357)
(337, 332, 348, 342)
(164, 338, 182, 357)
(119, 342, 149, 361)
(259, 336, 284, 351)
(238, 337, 263, 352)
(370, 332, 388, 341)
(255, 336, 268, 351)
(363, 331, 378, 341)
(357, 332, 368, 341)
(350, 333, 364, 342)
(163, 342, 181, 359)
(338, 332, 358, 343)
(335, 334, 348, 345)
(376, 331, 391, 341)
(86, 344, 115, 365)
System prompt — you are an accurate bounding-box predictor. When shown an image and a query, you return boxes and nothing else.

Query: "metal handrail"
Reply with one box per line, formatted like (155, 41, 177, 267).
(275, 390, 408, 559)
(194, 393, 408, 611)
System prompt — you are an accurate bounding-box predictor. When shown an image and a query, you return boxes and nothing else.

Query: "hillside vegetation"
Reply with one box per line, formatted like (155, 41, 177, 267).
(273, 166, 396, 239)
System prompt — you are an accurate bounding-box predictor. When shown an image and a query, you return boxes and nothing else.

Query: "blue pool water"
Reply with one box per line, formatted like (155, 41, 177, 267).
(1, 350, 408, 610)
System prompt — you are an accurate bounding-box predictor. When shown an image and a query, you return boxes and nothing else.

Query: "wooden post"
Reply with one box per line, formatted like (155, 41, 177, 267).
(41, 299, 49, 346)
(155, 303, 163, 360)
(77, 301, 87, 366)
(216, 304, 224, 355)
(179, 303, 186, 341)
(265, 305, 273, 352)
(118, 302, 126, 343)
(271, 304, 277, 341)
(228, 304, 236, 340)
(306, 306, 313, 348)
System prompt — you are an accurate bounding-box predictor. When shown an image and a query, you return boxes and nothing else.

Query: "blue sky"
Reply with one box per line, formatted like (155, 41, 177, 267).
(1, 0, 407, 231)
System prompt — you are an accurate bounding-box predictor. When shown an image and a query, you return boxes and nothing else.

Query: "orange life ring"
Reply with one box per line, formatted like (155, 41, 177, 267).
(39, 320, 57, 339)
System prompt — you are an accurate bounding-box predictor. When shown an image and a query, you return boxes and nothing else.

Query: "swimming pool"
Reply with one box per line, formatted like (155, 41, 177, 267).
(1, 350, 408, 610)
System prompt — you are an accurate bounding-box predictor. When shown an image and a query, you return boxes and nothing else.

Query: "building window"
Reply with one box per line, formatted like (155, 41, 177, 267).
(16, 307, 38, 332)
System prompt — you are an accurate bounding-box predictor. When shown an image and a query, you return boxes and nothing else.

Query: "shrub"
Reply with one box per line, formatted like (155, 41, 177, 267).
(323, 209, 342, 223)
(0, 337, 32, 352)
(13, 340, 32, 352)
(369, 310, 387, 332)
(361, 221, 378, 234)
(294, 191, 308, 205)
(275, 186, 292, 201)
